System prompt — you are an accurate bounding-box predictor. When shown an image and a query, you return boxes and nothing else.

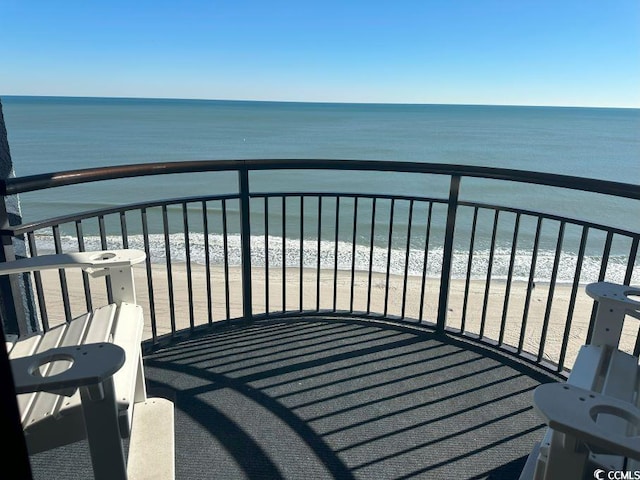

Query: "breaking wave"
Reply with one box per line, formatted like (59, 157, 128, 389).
(29, 233, 636, 285)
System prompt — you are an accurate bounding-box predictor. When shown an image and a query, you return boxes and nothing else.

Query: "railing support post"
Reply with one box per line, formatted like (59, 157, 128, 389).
(437, 175, 461, 333)
(238, 166, 253, 321)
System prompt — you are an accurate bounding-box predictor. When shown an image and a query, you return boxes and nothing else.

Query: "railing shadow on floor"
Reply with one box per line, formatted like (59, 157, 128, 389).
(134, 317, 551, 479)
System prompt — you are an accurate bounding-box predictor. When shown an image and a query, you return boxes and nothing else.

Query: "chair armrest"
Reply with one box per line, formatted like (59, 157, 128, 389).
(533, 382, 640, 461)
(0, 249, 146, 278)
(586, 282, 640, 320)
(11, 343, 125, 397)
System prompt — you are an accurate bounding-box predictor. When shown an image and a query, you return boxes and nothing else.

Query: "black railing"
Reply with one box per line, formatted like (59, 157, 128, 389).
(1, 160, 639, 375)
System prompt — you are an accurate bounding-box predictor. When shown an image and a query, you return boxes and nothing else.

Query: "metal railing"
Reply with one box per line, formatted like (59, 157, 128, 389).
(1, 159, 639, 375)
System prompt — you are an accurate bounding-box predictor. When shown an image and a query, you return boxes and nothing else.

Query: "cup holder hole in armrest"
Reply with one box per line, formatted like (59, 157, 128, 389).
(29, 354, 76, 378)
(90, 252, 117, 261)
(590, 404, 640, 437)
(626, 293, 640, 303)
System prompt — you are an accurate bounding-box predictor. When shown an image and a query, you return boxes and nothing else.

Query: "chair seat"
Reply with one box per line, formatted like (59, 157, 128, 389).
(7, 302, 144, 454)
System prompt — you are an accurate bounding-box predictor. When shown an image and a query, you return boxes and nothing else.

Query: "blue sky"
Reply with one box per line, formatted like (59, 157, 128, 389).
(1, 0, 639, 107)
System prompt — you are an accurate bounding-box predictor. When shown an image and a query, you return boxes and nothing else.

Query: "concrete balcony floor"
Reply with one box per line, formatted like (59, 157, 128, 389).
(29, 316, 556, 480)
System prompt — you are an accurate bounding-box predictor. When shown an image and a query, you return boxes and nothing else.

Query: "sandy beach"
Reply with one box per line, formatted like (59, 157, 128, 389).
(34, 262, 635, 371)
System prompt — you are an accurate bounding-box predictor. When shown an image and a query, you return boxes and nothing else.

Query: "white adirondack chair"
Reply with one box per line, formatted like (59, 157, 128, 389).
(520, 282, 640, 480)
(1, 249, 174, 480)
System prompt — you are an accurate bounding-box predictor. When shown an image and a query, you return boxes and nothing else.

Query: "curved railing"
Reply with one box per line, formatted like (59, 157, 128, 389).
(1, 159, 639, 376)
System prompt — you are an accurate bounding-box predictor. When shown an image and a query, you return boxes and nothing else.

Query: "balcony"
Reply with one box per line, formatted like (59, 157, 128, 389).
(2, 160, 639, 479)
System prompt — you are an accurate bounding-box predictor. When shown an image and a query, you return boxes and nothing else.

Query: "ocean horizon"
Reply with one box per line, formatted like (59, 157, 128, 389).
(6, 94, 640, 109)
(1, 95, 638, 284)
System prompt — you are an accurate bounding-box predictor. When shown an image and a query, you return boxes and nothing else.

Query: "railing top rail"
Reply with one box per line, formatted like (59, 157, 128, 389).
(1, 159, 639, 200)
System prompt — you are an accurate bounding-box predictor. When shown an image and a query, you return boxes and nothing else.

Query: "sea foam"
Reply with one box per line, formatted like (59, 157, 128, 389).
(28, 233, 636, 285)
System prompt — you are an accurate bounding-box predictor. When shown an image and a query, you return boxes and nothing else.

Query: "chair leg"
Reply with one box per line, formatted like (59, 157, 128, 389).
(80, 377, 127, 480)
(540, 430, 588, 480)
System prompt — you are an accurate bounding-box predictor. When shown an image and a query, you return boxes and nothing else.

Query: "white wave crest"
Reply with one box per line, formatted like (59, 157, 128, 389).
(29, 233, 636, 284)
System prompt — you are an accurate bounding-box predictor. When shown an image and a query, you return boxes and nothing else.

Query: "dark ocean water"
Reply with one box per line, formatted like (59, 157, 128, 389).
(1, 96, 638, 282)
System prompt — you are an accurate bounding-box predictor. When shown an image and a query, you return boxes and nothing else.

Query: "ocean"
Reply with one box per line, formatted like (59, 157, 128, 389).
(1, 96, 639, 283)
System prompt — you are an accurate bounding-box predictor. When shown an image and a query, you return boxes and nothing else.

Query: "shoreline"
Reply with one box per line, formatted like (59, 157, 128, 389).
(35, 262, 628, 370)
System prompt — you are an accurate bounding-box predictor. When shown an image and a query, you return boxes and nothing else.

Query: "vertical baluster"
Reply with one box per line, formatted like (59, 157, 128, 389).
(401, 200, 414, 319)
(27, 232, 48, 331)
(162, 205, 176, 335)
(366, 198, 377, 314)
(120, 211, 129, 249)
(384, 199, 396, 317)
(599, 231, 614, 280)
(538, 221, 566, 363)
(222, 199, 231, 322)
(498, 213, 520, 345)
(624, 237, 638, 286)
(202, 201, 213, 325)
(75, 220, 93, 312)
(479, 210, 499, 339)
(183, 202, 194, 331)
(333, 197, 340, 312)
(98, 215, 113, 304)
(519, 216, 543, 354)
(141, 208, 157, 342)
(52, 225, 72, 322)
(419, 203, 433, 323)
(119, 211, 131, 324)
(282, 196, 287, 312)
(264, 197, 270, 316)
(222, 198, 231, 322)
(558, 225, 589, 372)
(300, 196, 304, 312)
(349, 197, 359, 313)
(98, 215, 107, 250)
(316, 196, 322, 312)
(460, 207, 478, 333)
